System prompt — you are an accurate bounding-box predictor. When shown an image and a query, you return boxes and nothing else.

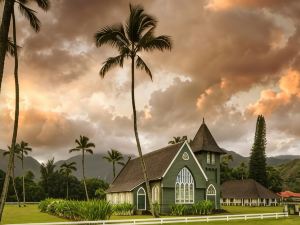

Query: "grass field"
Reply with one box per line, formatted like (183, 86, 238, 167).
(1, 204, 299, 225)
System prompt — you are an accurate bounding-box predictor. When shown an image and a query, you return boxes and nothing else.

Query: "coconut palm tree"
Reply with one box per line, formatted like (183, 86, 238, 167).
(168, 136, 187, 145)
(0, 0, 14, 92)
(94, 4, 172, 216)
(69, 135, 95, 201)
(40, 158, 56, 197)
(60, 162, 77, 199)
(2, 145, 21, 207)
(16, 141, 32, 206)
(103, 149, 125, 178)
(0, 0, 50, 220)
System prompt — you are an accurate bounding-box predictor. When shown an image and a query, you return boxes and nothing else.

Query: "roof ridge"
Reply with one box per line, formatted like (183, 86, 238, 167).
(130, 142, 184, 161)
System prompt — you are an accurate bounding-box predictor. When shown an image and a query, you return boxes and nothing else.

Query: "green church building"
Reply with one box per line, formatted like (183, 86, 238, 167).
(106, 120, 225, 213)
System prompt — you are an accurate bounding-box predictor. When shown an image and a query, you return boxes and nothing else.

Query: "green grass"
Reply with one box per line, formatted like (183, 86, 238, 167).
(2, 204, 67, 224)
(1, 204, 299, 225)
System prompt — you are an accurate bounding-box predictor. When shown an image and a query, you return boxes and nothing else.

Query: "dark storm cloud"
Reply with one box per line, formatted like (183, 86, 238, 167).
(1, 0, 300, 159)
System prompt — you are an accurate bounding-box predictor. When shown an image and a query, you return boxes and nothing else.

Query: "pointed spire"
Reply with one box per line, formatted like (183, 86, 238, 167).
(190, 119, 226, 154)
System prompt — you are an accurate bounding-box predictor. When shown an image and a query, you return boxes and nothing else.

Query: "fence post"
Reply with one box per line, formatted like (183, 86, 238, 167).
(261, 214, 263, 219)
(160, 218, 163, 224)
(276, 213, 278, 219)
(207, 216, 209, 222)
(227, 215, 229, 221)
(185, 217, 188, 223)
(245, 215, 247, 220)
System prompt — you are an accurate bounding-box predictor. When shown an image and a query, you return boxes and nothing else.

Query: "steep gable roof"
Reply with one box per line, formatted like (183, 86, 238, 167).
(190, 119, 225, 154)
(107, 142, 184, 193)
(221, 179, 280, 199)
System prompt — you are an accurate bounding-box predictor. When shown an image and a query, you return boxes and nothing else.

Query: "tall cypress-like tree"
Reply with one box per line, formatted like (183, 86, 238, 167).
(248, 115, 267, 186)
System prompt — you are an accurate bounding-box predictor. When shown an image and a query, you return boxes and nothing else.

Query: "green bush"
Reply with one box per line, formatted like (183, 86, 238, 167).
(170, 204, 187, 216)
(191, 200, 213, 215)
(113, 203, 135, 216)
(39, 198, 113, 220)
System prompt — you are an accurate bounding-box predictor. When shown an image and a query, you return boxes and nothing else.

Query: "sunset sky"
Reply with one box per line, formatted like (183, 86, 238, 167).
(0, 0, 300, 162)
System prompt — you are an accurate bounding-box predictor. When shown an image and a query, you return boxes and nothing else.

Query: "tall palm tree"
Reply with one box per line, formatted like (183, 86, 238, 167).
(2, 145, 21, 207)
(69, 135, 95, 201)
(60, 162, 77, 199)
(103, 149, 125, 178)
(94, 4, 172, 216)
(168, 136, 187, 145)
(16, 141, 32, 206)
(0, 0, 14, 92)
(0, 1, 49, 220)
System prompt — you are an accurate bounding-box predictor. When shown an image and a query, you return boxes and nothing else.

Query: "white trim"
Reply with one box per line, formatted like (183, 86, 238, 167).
(175, 167, 195, 204)
(137, 187, 146, 210)
(162, 141, 208, 181)
(206, 184, 217, 209)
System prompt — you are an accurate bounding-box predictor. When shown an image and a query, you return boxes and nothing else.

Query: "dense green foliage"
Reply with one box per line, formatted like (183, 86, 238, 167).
(0, 167, 108, 202)
(170, 200, 213, 216)
(39, 199, 113, 220)
(249, 115, 267, 186)
(113, 203, 135, 216)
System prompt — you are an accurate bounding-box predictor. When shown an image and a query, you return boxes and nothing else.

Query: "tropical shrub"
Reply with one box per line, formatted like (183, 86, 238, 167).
(39, 198, 113, 220)
(170, 204, 187, 216)
(113, 203, 135, 216)
(153, 202, 160, 217)
(192, 201, 212, 215)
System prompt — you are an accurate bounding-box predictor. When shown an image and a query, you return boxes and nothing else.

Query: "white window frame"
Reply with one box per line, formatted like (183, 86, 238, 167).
(211, 153, 215, 165)
(175, 167, 194, 204)
(206, 184, 217, 208)
(207, 152, 211, 164)
(152, 184, 160, 203)
(137, 187, 146, 210)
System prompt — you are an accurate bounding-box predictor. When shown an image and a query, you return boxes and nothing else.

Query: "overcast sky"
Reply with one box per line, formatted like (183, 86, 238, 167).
(0, 0, 300, 162)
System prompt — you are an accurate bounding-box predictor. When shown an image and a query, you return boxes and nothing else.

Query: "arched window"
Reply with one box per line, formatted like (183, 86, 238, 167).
(152, 184, 160, 203)
(206, 184, 216, 195)
(175, 167, 194, 204)
(137, 187, 146, 210)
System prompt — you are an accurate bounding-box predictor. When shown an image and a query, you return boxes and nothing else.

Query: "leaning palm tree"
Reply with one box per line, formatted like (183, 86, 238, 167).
(94, 4, 172, 216)
(103, 149, 125, 178)
(69, 135, 95, 201)
(2, 145, 21, 207)
(60, 162, 77, 199)
(0, 0, 50, 220)
(16, 141, 32, 206)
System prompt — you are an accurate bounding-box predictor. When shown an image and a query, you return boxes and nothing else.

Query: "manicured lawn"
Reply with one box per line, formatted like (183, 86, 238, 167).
(2, 204, 67, 224)
(2, 204, 299, 225)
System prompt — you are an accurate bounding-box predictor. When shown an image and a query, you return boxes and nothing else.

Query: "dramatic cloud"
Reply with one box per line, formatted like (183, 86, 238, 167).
(1, 0, 300, 161)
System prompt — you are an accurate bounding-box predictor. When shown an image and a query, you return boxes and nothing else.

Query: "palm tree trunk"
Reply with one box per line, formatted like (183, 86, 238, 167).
(22, 153, 26, 206)
(0, 0, 14, 93)
(11, 158, 20, 207)
(113, 162, 115, 178)
(82, 150, 89, 201)
(0, 7, 20, 221)
(130, 55, 155, 217)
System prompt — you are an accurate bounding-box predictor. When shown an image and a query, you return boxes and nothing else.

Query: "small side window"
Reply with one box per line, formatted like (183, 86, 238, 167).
(211, 153, 215, 165)
(207, 152, 211, 164)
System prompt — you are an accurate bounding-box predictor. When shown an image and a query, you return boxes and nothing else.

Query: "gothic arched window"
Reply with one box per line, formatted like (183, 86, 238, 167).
(175, 167, 194, 204)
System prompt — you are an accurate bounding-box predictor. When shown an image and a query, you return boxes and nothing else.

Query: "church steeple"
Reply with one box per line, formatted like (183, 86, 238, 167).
(190, 119, 225, 154)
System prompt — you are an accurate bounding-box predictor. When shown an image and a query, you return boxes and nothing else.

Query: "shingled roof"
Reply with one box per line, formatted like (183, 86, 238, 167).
(221, 179, 280, 199)
(107, 142, 184, 193)
(190, 119, 225, 154)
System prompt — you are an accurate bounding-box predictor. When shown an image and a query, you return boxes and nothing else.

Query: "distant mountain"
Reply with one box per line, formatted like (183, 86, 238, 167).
(0, 149, 41, 179)
(0, 149, 130, 183)
(222, 150, 300, 168)
(55, 153, 131, 183)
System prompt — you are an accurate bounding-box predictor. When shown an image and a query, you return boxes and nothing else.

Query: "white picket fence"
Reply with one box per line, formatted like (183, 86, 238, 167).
(5, 212, 289, 225)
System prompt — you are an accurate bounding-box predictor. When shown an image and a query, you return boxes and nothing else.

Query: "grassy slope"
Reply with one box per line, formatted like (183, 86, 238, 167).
(2, 205, 299, 225)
